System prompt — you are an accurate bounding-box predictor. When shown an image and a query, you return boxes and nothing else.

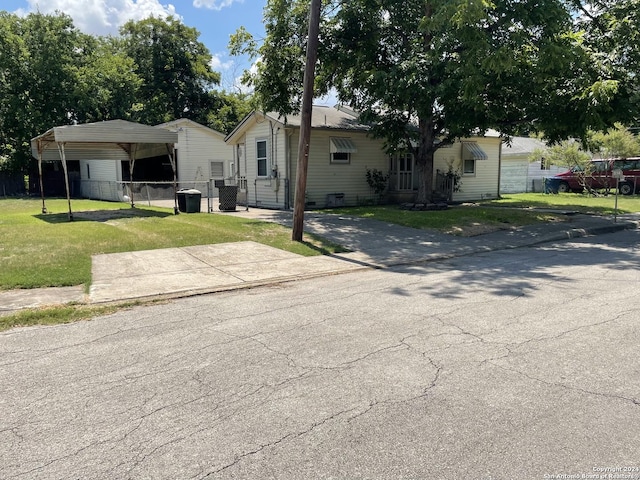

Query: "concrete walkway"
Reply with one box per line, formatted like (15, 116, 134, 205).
(1, 207, 638, 315)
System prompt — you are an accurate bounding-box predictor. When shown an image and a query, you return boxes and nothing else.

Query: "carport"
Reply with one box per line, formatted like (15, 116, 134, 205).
(31, 120, 178, 221)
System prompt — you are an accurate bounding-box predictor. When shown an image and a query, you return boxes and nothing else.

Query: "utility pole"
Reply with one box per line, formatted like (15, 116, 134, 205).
(292, 0, 322, 241)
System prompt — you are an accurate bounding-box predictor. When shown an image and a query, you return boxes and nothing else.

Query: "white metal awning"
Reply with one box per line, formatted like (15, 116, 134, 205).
(330, 137, 358, 154)
(31, 120, 179, 220)
(463, 141, 488, 160)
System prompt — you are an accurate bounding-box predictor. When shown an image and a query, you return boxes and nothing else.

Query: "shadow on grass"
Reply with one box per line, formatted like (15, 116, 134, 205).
(35, 208, 173, 224)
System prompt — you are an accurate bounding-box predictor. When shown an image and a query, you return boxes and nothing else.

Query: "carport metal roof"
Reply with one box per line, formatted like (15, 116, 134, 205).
(31, 120, 179, 220)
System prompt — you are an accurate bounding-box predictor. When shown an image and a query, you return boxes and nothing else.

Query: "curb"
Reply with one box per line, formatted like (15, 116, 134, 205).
(1, 219, 637, 317)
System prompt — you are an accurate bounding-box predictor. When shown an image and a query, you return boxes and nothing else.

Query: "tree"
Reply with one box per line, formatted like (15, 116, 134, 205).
(233, 0, 629, 203)
(0, 12, 84, 173)
(570, 0, 640, 129)
(72, 37, 143, 124)
(205, 91, 254, 134)
(120, 16, 221, 126)
(588, 124, 640, 159)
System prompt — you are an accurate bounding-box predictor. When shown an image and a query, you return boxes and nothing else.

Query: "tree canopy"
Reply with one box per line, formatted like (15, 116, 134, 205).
(233, 0, 640, 202)
(0, 11, 251, 175)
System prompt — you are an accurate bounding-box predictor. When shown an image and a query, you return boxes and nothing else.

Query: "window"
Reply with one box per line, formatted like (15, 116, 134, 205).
(210, 161, 224, 178)
(330, 137, 357, 164)
(331, 151, 351, 163)
(463, 159, 476, 175)
(256, 139, 268, 177)
(540, 157, 548, 170)
(461, 142, 485, 176)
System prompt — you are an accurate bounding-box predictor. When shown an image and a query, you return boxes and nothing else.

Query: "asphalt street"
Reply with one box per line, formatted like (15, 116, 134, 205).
(1, 229, 639, 479)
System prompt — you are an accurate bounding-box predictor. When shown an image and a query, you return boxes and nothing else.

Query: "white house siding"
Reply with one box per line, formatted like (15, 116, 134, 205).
(157, 120, 233, 197)
(79, 159, 123, 201)
(527, 161, 565, 192)
(500, 157, 529, 193)
(434, 138, 501, 202)
(239, 119, 288, 209)
(500, 156, 566, 193)
(289, 130, 389, 208)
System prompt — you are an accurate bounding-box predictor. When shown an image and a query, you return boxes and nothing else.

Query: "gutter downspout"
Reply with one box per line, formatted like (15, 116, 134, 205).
(286, 130, 293, 210)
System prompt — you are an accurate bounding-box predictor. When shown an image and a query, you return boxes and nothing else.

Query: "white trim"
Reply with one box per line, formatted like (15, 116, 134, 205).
(256, 138, 268, 177)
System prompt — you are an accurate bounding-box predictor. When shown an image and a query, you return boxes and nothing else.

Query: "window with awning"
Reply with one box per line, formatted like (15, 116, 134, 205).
(462, 141, 488, 160)
(330, 137, 357, 164)
(330, 137, 358, 153)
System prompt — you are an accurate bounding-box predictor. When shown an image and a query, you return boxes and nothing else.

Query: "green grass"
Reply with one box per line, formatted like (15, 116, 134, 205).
(0, 303, 127, 332)
(0, 198, 343, 290)
(483, 192, 640, 215)
(335, 203, 568, 233)
(3, 192, 639, 331)
(335, 192, 640, 233)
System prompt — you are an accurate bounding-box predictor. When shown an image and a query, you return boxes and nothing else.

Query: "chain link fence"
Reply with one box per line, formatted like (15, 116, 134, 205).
(78, 178, 249, 212)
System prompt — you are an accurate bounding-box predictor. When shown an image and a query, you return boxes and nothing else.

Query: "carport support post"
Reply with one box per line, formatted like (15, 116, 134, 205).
(128, 157, 136, 208)
(56, 142, 73, 221)
(37, 140, 47, 214)
(166, 143, 178, 215)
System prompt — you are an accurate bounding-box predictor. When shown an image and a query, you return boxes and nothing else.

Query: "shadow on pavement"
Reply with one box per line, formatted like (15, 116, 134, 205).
(387, 233, 640, 300)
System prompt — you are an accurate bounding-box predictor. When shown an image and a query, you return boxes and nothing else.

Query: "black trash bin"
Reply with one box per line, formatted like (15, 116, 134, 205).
(218, 185, 238, 212)
(177, 189, 201, 213)
(544, 177, 560, 194)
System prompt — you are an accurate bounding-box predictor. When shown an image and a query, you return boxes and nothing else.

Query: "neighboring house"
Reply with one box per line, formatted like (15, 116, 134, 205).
(224, 105, 503, 209)
(77, 119, 231, 201)
(156, 119, 233, 191)
(501, 136, 565, 193)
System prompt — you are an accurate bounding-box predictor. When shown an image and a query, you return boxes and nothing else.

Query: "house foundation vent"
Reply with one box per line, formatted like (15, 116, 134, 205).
(326, 193, 345, 207)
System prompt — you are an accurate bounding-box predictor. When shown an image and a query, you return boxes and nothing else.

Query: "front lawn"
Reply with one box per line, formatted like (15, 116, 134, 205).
(0, 198, 342, 290)
(335, 192, 639, 234)
(484, 192, 640, 215)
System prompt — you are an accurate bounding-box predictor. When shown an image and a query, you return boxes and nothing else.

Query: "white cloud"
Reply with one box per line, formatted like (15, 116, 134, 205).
(22, 0, 179, 36)
(193, 0, 243, 11)
(210, 53, 234, 72)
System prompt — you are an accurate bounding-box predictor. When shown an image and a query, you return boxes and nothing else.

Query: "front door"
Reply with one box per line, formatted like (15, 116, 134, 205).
(391, 153, 413, 191)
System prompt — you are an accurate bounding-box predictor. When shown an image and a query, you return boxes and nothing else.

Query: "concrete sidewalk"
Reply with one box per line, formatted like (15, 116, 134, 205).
(1, 209, 638, 315)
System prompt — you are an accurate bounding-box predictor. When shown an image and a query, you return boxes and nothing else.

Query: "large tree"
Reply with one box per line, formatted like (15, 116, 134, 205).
(0, 11, 85, 173)
(72, 36, 143, 124)
(234, 0, 631, 202)
(120, 16, 221, 126)
(570, 0, 640, 128)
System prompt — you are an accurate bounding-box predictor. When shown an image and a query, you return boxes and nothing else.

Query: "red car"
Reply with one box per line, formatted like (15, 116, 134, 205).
(552, 157, 640, 195)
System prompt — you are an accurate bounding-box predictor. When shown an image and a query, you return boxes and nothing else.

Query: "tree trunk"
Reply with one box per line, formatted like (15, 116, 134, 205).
(414, 116, 436, 204)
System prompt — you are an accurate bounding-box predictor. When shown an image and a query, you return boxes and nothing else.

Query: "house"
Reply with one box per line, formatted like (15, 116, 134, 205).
(156, 119, 234, 191)
(74, 119, 231, 202)
(224, 105, 503, 209)
(500, 136, 565, 193)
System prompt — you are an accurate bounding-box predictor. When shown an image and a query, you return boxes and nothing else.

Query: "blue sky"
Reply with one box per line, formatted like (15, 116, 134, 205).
(2, 0, 267, 92)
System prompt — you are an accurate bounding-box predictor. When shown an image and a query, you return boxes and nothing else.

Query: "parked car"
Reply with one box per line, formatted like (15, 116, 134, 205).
(551, 157, 640, 195)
